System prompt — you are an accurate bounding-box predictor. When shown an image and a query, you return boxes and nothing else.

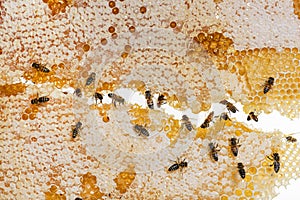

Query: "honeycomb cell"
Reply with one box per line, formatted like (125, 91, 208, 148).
(235, 189, 242, 196)
(129, 26, 136, 33)
(111, 32, 118, 39)
(140, 6, 147, 14)
(170, 21, 177, 28)
(114, 166, 136, 194)
(80, 172, 104, 199)
(108, 1, 116, 8)
(108, 26, 115, 33)
(102, 115, 110, 122)
(44, 185, 66, 200)
(101, 38, 108, 45)
(112, 7, 119, 14)
(82, 44, 90, 52)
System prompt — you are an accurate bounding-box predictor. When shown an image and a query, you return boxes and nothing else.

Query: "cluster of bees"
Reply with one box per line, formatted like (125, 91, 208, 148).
(29, 65, 295, 178)
(166, 77, 296, 179)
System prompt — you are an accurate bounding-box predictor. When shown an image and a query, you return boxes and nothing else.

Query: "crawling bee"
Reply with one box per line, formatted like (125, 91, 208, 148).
(72, 121, 82, 139)
(133, 124, 149, 137)
(220, 100, 239, 113)
(209, 142, 220, 162)
(32, 62, 50, 73)
(219, 112, 231, 121)
(108, 93, 125, 107)
(74, 88, 82, 97)
(94, 92, 103, 104)
(86, 72, 96, 86)
(229, 137, 241, 157)
(145, 90, 154, 109)
(267, 153, 280, 173)
(157, 94, 166, 108)
(263, 77, 274, 94)
(181, 115, 194, 131)
(237, 163, 246, 179)
(247, 111, 258, 122)
(168, 157, 188, 172)
(31, 96, 50, 104)
(286, 136, 297, 143)
(200, 111, 214, 128)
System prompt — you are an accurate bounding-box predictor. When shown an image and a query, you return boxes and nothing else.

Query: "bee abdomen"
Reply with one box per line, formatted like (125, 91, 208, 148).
(168, 164, 179, 171)
(38, 96, 49, 103)
(72, 129, 78, 138)
(211, 153, 218, 161)
(274, 162, 280, 173)
(239, 169, 246, 179)
(231, 147, 238, 156)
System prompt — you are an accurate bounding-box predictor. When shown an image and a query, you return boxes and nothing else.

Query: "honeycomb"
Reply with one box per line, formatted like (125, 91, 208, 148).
(1, 0, 300, 200)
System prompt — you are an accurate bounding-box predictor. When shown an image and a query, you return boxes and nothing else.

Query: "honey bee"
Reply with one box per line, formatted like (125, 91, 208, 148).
(229, 137, 241, 157)
(32, 62, 50, 73)
(220, 100, 239, 113)
(31, 96, 50, 104)
(181, 115, 194, 131)
(94, 92, 103, 104)
(237, 163, 246, 179)
(133, 124, 149, 137)
(219, 112, 231, 121)
(85, 72, 96, 86)
(263, 77, 274, 94)
(145, 90, 154, 109)
(168, 157, 188, 172)
(200, 111, 214, 128)
(267, 153, 280, 173)
(157, 94, 166, 108)
(108, 93, 125, 107)
(72, 121, 82, 139)
(74, 88, 82, 97)
(247, 111, 258, 122)
(285, 136, 297, 143)
(209, 142, 220, 162)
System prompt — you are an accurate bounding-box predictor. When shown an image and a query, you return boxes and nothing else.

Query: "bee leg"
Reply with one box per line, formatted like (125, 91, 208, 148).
(113, 100, 117, 107)
(266, 156, 273, 161)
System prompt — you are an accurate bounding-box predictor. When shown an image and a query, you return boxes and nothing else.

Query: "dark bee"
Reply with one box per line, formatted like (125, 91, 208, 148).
(133, 124, 149, 137)
(94, 92, 103, 104)
(220, 100, 239, 113)
(181, 115, 194, 131)
(267, 153, 280, 173)
(229, 138, 241, 157)
(219, 112, 231, 121)
(209, 142, 220, 161)
(108, 93, 125, 107)
(237, 163, 246, 179)
(74, 197, 82, 200)
(72, 121, 82, 139)
(263, 77, 274, 94)
(32, 62, 50, 73)
(74, 88, 82, 97)
(86, 72, 96, 86)
(200, 111, 214, 128)
(157, 94, 166, 108)
(31, 96, 50, 104)
(168, 157, 188, 172)
(145, 90, 154, 109)
(286, 136, 297, 143)
(247, 111, 258, 122)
